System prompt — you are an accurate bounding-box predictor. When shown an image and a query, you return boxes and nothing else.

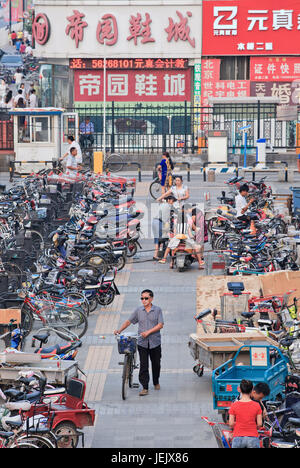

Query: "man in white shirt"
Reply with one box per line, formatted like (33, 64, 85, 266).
(60, 135, 83, 167)
(13, 89, 24, 107)
(25, 44, 33, 55)
(235, 185, 254, 219)
(65, 147, 78, 178)
(29, 89, 37, 107)
(14, 69, 23, 91)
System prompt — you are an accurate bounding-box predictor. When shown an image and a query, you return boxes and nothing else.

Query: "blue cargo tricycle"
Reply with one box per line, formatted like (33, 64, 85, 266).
(212, 344, 289, 422)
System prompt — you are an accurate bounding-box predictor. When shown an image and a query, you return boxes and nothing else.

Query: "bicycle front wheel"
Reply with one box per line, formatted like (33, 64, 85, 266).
(106, 154, 124, 173)
(122, 354, 131, 400)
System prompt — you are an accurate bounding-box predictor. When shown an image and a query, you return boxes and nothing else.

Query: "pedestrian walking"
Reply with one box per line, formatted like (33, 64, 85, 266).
(20, 41, 26, 54)
(152, 195, 176, 260)
(114, 290, 164, 396)
(4, 90, 13, 109)
(28, 89, 37, 108)
(229, 379, 263, 448)
(14, 68, 23, 92)
(13, 89, 25, 107)
(157, 151, 174, 196)
(11, 31, 17, 46)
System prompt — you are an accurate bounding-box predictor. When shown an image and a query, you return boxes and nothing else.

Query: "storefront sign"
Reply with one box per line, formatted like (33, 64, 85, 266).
(70, 58, 189, 70)
(203, 0, 300, 55)
(200, 59, 250, 106)
(250, 57, 300, 81)
(194, 61, 202, 105)
(34, 3, 202, 59)
(32, 13, 51, 45)
(74, 69, 191, 102)
(250, 81, 300, 105)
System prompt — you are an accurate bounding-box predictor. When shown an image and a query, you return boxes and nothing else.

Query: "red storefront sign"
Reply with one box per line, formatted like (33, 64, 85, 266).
(74, 69, 191, 102)
(203, 0, 300, 55)
(250, 57, 300, 81)
(201, 59, 250, 105)
(70, 58, 189, 70)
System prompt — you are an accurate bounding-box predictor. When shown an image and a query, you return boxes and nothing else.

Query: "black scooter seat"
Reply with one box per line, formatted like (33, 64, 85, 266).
(241, 312, 255, 319)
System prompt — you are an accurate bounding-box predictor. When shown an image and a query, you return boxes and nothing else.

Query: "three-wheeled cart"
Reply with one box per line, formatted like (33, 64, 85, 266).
(188, 332, 278, 377)
(212, 343, 289, 421)
(24, 378, 95, 448)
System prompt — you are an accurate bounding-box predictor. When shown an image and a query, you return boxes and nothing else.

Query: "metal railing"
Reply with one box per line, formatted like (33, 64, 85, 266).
(68, 102, 300, 154)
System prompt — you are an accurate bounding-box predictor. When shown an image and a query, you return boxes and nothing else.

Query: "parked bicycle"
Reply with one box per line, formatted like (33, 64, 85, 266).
(116, 332, 139, 400)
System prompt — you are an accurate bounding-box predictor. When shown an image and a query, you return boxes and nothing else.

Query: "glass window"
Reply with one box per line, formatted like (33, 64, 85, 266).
(31, 116, 52, 143)
(18, 115, 30, 143)
(220, 57, 250, 80)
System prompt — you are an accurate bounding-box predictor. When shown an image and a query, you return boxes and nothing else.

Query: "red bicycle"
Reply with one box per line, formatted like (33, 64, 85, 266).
(20, 292, 88, 338)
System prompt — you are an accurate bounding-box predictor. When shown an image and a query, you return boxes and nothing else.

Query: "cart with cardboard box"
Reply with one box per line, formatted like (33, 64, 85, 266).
(188, 332, 278, 377)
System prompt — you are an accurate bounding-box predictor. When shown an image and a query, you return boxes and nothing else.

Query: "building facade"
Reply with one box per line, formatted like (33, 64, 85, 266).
(33, 0, 300, 152)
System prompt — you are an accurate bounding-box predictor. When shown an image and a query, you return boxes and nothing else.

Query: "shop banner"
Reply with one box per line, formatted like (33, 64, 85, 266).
(250, 81, 300, 106)
(201, 59, 249, 106)
(250, 57, 300, 81)
(74, 69, 191, 102)
(203, 0, 300, 55)
(34, 4, 202, 59)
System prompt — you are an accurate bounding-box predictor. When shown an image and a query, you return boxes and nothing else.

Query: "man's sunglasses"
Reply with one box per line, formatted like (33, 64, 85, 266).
(141, 297, 150, 300)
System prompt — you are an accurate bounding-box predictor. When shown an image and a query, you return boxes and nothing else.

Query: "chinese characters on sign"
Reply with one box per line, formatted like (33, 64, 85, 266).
(203, 1, 300, 55)
(96, 14, 118, 46)
(250, 57, 300, 81)
(69, 58, 189, 70)
(250, 81, 300, 105)
(200, 59, 250, 106)
(32, 13, 51, 45)
(66, 10, 88, 48)
(63, 9, 196, 48)
(251, 348, 268, 367)
(74, 69, 191, 102)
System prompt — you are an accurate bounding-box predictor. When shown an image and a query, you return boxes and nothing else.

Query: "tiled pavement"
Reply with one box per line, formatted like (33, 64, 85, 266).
(18, 171, 300, 448)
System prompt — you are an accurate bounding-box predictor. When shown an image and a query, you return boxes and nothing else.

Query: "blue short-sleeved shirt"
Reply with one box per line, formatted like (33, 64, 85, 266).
(129, 304, 164, 349)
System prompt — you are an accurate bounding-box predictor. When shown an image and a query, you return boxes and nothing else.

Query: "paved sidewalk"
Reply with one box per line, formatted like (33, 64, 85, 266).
(10, 171, 300, 448)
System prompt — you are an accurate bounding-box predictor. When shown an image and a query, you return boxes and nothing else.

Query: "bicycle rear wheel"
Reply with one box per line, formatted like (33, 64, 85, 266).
(149, 179, 161, 200)
(122, 354, 131, 400)
(47, 307, 88, 338)
(106, 154, 124, 173)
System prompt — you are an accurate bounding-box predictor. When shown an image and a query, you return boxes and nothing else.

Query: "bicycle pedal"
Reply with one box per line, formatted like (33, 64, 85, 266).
(132, 383, 139, 388)
(118, 362, 124, 365)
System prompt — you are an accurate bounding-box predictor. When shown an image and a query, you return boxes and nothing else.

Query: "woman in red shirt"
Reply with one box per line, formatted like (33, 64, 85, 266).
(229, 379, 263, 448)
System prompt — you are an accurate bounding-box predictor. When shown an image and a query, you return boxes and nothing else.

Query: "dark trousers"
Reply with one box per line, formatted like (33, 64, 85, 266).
(138, 345, 161, 390)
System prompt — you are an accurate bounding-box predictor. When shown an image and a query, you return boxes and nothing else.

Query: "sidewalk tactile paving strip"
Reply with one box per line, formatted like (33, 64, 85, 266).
(84, 345, 113, 401)
(97, 293, 125, 313)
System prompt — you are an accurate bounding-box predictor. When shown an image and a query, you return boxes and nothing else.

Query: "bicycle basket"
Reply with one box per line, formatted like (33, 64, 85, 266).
(118, 336, 137, 354)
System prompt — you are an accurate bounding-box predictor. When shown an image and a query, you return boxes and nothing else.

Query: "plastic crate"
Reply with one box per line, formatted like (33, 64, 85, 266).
(118, 336, 137, 354)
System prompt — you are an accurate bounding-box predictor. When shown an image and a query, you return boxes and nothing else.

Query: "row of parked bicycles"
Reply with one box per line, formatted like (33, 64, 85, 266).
(208, 175, 299, 275)
(0, 167, 143, 448)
